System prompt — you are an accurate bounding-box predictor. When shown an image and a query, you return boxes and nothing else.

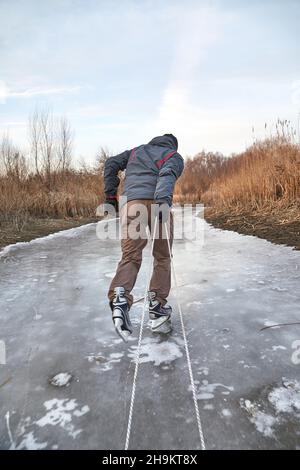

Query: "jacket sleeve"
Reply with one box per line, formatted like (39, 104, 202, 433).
(104, 150, 131, 197)
(154, 153, 184, 206)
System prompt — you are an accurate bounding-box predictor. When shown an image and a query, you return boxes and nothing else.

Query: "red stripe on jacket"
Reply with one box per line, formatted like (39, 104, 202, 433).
(156, 150, 177, 169)
(129, 148, 136, 162)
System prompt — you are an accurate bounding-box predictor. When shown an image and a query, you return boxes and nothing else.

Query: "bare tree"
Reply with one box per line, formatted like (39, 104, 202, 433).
(0, 133, 14, 175)
(0, 133, 28, 181)
(29, 110, 42, 177)
(40, 109, 56, 190)
(29, 110, 74, 187)
(96, 147, 111, 175)
(57, 117, 73, 171)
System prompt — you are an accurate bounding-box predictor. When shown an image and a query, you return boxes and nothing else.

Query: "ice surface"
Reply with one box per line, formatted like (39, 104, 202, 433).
(0, 223, 96, 259)
(1, 212, 300, 449)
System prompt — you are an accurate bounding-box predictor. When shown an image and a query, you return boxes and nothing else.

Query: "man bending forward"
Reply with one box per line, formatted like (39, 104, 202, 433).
(104, 134, 184, 342)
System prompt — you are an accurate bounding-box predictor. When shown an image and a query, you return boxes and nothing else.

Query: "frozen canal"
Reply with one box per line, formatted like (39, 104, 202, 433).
(0, 212, 300, 450)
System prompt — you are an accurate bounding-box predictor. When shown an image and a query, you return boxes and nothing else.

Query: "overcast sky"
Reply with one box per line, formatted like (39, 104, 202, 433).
(0, 0, 300, 161)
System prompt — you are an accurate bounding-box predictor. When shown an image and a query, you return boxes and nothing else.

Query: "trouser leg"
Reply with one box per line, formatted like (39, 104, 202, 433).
(108, 200, 148, 308)
(149, 212, 173, 306)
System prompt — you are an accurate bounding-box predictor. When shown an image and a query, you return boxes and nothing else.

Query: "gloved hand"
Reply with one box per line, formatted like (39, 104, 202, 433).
(155, 200, 170, 223)
(104, 197, 119, 216)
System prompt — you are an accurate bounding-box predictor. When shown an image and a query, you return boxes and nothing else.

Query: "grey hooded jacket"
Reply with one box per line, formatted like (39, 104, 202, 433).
(104, 134, 184, 206)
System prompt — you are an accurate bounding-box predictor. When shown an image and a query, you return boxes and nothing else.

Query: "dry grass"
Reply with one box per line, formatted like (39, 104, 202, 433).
(201, 137, 300, 220)
(175, 128, 300, 225)
(0, 169, 104, 230)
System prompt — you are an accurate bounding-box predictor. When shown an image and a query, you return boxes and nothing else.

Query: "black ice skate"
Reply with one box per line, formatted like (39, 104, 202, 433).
(148, 291, 172, 334)
(110, 287, 132, 343)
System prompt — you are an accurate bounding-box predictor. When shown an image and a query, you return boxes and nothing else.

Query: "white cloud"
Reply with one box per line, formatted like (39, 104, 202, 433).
(0, 80, 81, 103)
(150, 5, 234, 154)
(0, 81, 9, 103)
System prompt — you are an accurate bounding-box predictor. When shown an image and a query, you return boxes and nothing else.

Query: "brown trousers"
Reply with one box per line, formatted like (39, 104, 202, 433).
(108, 199, 173, 308)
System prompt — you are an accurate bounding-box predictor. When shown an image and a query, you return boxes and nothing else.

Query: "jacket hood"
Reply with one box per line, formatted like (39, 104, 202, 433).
(148, 134, 178, 151)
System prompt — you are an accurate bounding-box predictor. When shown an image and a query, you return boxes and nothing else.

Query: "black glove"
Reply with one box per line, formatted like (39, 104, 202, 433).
(104, 197, 119, 215)
(155, 200, 170, 223)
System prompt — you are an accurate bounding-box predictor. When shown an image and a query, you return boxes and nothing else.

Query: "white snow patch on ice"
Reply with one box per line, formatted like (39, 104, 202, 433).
(184, 283, 202, 289)
(221, 409, 232, 417)
(198, 392, 214, 400)
(271, 286, 288, 292)
(36, 399, 89, 439)
(203, 404, 214, 410)
(15, 432, 47, 450)
(128, 337, 183, 366)
(186, 301, 202, 307)
(109, 352, 123, 360)
(197, 366, 209, 376)
(241, 399, 276, 438)
(191, 380, 234, 400)
(252, 411, 276, 437)
(241, 381, 300, 439)
(271, 345, 287, 352)
(268, 379, 300, 414)
(49, 372, 72, 387)
(87, 351, 124, 371)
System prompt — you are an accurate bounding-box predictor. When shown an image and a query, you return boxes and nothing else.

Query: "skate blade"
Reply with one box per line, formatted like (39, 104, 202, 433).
(114, 318, 131, 343)
(150, 321, 172, 334)
(150, 315, 170, 331)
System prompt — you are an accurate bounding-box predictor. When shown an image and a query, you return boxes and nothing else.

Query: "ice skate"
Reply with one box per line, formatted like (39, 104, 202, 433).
(110, 287, 132, 343)
(148, 291, 172, 333)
